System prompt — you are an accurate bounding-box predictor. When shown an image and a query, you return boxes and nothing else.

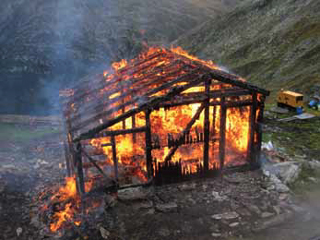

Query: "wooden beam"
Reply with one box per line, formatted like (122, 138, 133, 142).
(203, 79, 211, 172)
(183, 89, 251, 99)
(219, 97, 227, 172)
(248, 92, 258, 169)
(164, 103, 205, 162)
(96, 127, 147, 138)
(145, 110, 153, 179)
(210, 100, 252, 108)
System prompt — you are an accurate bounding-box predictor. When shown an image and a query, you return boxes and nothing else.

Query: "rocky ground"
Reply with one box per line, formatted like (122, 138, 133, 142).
(0, 115, 320, 240)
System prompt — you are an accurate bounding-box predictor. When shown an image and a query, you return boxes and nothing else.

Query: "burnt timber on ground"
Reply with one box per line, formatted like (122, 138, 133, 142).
(61, 48, 270, 194)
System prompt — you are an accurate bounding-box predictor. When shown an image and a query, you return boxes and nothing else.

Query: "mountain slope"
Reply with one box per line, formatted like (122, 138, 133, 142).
(0, 0, 238, 114)
(175, 0, 320, 97)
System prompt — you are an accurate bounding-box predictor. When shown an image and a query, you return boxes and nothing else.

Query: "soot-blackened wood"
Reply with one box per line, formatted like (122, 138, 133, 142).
(203, 79, 211, 172)
(66, 118, 75, 177)
(219, 97, 227, 173)
(132, 115, 136, 143)
(75, 143, 85, 195)
(111, 135, 119, 185)
(256, 96, 265, 166)
(210, 100, 252, 108)
(96, 127, 147, 138)
(164, 103, 205, 162)
(145, 110, 153, 179)
(248, 92, 258, 169)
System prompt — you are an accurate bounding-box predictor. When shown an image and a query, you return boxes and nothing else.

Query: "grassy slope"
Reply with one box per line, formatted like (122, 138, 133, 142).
(175, 0, 320, 99)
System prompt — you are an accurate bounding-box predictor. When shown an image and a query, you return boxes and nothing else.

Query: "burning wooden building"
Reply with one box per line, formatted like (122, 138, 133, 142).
(61, 47, 270, 194)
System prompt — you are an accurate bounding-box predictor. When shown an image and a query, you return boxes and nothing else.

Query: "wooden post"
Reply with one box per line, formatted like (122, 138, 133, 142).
(145, 109, 153, 179)
(66, 118, 75, 176)
(256, 95, 265, 166)
(219, 97, 227, 172)
(203, 80, 211, 172)
(248, 92, 258, 169)
(111, 135, 119, 185)
(75, 142, 85, 195)
(132, 115, 136, 143)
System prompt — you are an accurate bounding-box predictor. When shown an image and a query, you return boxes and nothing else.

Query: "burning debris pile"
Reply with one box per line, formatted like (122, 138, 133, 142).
(37, 176, 105, 235)
(60, 46, 269, 195)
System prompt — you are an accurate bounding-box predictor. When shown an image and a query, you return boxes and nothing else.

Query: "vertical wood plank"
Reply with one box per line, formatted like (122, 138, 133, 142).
(203, 79, 211, 172)
(248, 92, 258, 168)
(75, 143, 85, 195)
(145, 109, 153, 179)
(111, 135, 119, 185)
(132, 115, 136, 143)
(219, 97, 227, 172)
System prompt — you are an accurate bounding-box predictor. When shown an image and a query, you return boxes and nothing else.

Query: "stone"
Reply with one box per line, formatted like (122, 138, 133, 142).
(264, 162, 301, 184)
(158, 228, 170, 237)
(308, 177, 318, 183)
(117, 187, 149, 201)
(246, 204, 261, 215)
(229, 222, 240, 228)
(179, 183, 196, 191)
(279, 193, 289, 201)
(16, 227, 23, 237)
(212, 211, 239, 221)
(261, 212, 274, 218)
(211, 232, 222, 238)
(273, 206, 281, 215)
(155, 202, 178, 213)
(269, 174, 290, 193)
(212, 191, 228, 202)
(100, 227, 110, 239)
(306, 160, 320, 170)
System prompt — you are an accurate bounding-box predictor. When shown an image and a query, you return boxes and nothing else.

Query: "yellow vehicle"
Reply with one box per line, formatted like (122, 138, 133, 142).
(277, 90, 304, 109)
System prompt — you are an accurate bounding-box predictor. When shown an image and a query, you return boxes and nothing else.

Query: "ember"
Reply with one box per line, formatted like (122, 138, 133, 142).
(60, 46, 269, 195)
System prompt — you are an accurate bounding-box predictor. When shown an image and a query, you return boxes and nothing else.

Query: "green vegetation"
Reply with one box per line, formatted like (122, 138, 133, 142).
(263, 106, 320, 159)
(0, 122, 59, 142)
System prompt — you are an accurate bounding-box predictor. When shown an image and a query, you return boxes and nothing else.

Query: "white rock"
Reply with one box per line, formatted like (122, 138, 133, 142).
(229, 222, 240, 228)
(212, 211, 239, 220)
(100, 227, 110, 239)
(16, 227, 23, 237)
(212, 191, 228, 202)
(211, 232, 222, 238)
(261, 212, 274, 218)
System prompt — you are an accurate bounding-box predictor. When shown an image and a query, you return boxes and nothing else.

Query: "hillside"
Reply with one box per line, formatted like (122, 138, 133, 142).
(0, 0, 238, 115)
(175, 0, 320, 98)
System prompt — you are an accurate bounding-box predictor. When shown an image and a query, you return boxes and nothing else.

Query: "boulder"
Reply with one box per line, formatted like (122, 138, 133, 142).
(264, 162, 301, 184)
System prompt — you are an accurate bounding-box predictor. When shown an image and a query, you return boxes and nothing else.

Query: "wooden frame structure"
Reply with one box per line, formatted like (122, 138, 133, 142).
(60, 48, 269, 194)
